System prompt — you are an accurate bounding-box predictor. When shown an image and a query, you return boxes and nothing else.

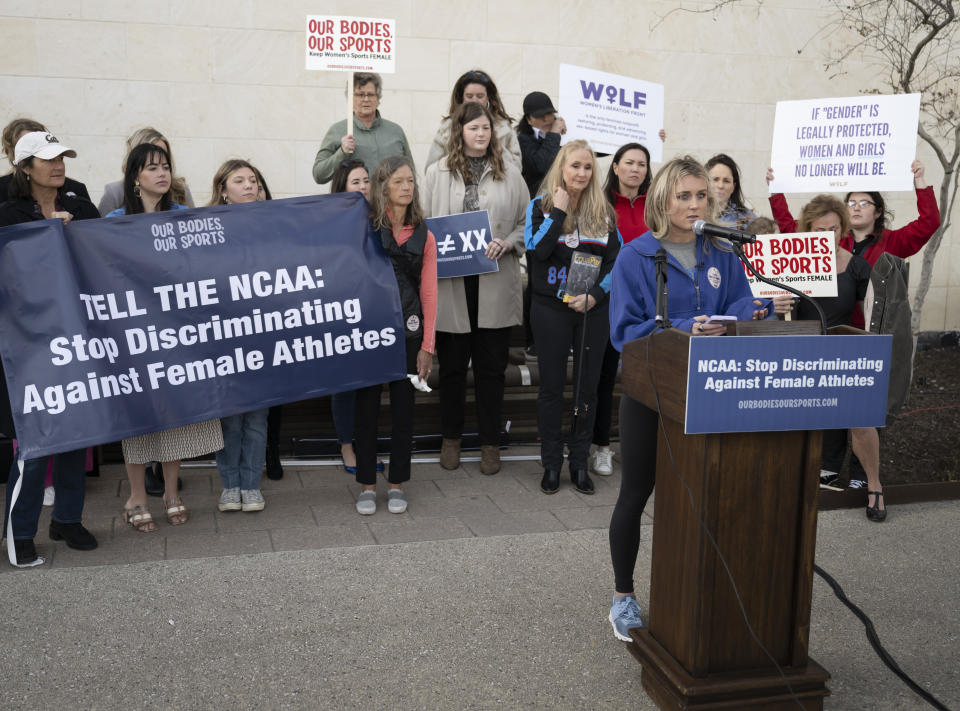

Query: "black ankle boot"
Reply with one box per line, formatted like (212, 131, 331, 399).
(540, 469, 560, 494)
(570, 468, 595, 495)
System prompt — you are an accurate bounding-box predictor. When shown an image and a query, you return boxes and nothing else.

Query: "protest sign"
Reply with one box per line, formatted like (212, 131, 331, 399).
(305, 16, 396, 73)
(0, 193, 407, 460)
(685, 335, 891, 434)
(426, 210, 499, 279)
(769, 93, 921, 193)
(558, 64, 664, 161)
(741, 231, 838, 298)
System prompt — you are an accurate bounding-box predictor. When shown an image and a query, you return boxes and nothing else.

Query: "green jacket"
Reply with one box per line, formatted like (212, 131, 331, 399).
(312, 112, 414, 184)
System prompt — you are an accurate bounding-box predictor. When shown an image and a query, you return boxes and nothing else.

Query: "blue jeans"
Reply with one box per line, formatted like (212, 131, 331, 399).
(4, 450, 87, 540)
(215, 409, 268, 490)
(331, 390, 355, 445)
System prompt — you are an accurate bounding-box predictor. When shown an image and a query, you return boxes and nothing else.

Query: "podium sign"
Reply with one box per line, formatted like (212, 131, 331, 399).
(685, 334, 892, 434)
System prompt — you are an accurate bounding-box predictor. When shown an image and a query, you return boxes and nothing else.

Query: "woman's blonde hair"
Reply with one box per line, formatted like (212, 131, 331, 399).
(444, 102, 505, 183)
(206, 159, 261, 206)
(123, 126, 190, 206)
(798, 194, 850, 237)
(644, 155, 719, 242)
(369, 155, 424, 230)
(538, 140, 613, 236)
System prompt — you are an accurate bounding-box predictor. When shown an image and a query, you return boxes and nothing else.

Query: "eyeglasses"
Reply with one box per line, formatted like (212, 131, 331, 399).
(353, 92, 378, 100)
(847, 199, 875, 209)
(339, 159, 366, 170)
(463, 71, 489, 82)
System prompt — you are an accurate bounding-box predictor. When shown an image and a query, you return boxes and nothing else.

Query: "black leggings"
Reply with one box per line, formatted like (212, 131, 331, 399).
(530, 301, 608, 470)
(592, 341, 619, 447)
(609, 395, 658, 594)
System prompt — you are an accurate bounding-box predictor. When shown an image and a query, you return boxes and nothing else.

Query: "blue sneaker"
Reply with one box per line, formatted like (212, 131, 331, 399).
(609, 594, 644, 641)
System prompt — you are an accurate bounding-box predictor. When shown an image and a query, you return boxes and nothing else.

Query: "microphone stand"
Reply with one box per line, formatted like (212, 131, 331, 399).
(729, 243, 828, 336)
(654, 248, 671, 330)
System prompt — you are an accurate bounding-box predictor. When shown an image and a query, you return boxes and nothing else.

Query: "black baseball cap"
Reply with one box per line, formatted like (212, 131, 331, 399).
(522, 91, 557, 118)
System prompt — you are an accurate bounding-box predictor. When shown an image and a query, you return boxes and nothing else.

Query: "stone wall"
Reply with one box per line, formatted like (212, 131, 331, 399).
(1, 0, 955, 328)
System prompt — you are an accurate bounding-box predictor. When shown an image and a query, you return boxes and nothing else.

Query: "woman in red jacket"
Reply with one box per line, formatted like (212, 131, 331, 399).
(767, 161, 939, 320)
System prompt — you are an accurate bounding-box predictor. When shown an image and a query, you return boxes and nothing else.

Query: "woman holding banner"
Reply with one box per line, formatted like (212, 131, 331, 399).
(425, 69, 521, 171)
(107, 143, 223, 531)
(706, 153, 757, 228)
(423, 102, 527, 475)
(525, 140, 620, 497)
(204, 160, 272, 513)
(606, 156, 777, 640)
(327, 159, 384, 476)
(792, 195, 886, 521)
(352, 156, 436, 516)
(98, 127, 194, 216)
(0, 132, 100, 567)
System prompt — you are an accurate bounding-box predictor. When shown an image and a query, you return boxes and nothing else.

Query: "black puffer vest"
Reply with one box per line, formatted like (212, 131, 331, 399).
(380, 224, 426, 342)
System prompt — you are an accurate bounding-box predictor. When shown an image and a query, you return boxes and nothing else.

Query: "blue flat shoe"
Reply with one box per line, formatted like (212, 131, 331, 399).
(376, 460, 385, 472)
(343, 462, 357, 474)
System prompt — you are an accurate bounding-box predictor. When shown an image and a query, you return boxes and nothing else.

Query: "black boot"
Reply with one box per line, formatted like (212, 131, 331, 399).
(146, 462, 181, 496)
(570, 467, 595, 495)
(145, 462, 164, 497)
(540, 469, 560, 494)
(49, 521, 98, 550)
(265, 406, 284, 480)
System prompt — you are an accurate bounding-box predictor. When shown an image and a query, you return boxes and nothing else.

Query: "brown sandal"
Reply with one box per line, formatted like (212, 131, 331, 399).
(164, 497, 188, 526)
(123, 505, 156, 532)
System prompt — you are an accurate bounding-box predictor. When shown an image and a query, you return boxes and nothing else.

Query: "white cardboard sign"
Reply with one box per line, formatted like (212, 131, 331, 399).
(769, 94, 920, 194)
(305, 16, 396, 73)
(742, 232, 839, 298)
(557, 64, 664, 161)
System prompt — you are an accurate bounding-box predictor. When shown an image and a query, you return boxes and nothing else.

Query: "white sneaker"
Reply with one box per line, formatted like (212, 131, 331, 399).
(592, 449, 614, 476)
(387, 489, 407, 514)
(42, 486, 55, 507)
(356, 490, 376, 515)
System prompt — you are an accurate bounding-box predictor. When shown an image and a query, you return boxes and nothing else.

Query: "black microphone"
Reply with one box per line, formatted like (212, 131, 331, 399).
(693, 220, 757, 244)
(654, 248, 671, 329)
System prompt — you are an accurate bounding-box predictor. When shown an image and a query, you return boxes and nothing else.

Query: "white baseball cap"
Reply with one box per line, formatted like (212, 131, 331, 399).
(13, 131, 77, 165)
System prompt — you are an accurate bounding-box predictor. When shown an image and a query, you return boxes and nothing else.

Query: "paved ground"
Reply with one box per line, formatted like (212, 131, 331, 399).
(1, 447, 958, 710)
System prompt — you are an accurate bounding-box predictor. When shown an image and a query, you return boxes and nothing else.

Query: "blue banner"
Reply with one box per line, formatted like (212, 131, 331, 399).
(426, 210, 499, 279)
(684, 334, 892, 434)
(0, 192, 406, 459)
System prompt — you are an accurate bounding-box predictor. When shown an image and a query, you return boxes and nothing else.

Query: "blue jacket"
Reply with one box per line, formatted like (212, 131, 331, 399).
(609, 230, 771, 351)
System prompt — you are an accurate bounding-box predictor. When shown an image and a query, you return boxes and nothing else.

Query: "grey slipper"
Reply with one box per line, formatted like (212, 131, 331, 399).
(356, 490, 376, 515)
(387, 489, 407, 514)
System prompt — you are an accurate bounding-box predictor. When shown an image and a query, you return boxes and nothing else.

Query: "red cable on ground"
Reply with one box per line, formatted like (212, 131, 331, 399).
(897, 403, 960, 418)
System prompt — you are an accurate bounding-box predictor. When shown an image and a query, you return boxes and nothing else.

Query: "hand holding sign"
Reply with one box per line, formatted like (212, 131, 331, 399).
(769, 93, 920, 193)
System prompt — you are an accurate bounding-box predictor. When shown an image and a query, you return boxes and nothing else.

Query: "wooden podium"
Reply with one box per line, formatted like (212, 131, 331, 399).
(620, 322, 833, 710)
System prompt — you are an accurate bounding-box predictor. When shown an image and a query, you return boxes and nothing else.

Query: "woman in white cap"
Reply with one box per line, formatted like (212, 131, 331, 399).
(0, 132, 100, 567)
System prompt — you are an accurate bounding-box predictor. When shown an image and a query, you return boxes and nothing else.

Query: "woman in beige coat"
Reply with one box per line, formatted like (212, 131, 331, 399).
(423, 102, 527, 475)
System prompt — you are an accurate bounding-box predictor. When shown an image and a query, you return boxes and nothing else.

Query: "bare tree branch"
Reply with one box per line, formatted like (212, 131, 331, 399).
(649, 0, 765, 31)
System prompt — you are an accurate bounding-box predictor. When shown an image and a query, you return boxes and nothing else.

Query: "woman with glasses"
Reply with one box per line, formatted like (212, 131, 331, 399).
(425, 69, 521, 171)
(312, 73, 414, 184)
(767, 160, 940, 328)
